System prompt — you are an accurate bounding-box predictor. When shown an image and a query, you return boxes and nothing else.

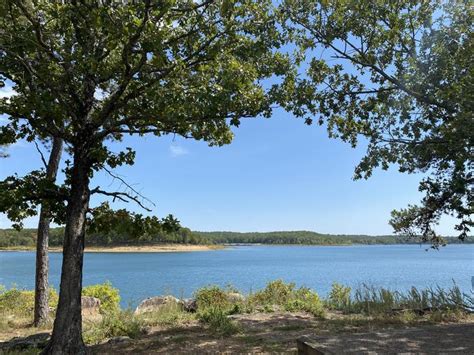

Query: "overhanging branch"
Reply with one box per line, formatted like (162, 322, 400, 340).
(90, 187, 153, 212)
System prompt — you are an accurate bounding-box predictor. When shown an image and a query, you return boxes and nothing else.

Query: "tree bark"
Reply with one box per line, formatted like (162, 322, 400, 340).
(34, 137, 63, 327)
(42, 152, 90, 355)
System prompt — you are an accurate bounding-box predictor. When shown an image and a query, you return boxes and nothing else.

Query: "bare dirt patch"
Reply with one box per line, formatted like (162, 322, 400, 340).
(90, 312, 474, 354)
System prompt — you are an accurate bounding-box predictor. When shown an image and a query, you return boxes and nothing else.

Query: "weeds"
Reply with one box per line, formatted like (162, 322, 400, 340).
(195, 286, 231, 310)
(83, 309, 143, 344)
(138, 302, 194, 328)
(197, 307, 241, 336)
(0, 287, 58, 319)
(326, 282, 472, 322)
(247, 280, 325, 317)
(1, 280, 472, 346)
(327, 283, 351, 311)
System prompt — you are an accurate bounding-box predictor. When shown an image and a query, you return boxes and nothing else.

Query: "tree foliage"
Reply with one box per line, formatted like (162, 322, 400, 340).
(282, 0, 473, 245)
(0, 1, 296, 350)
(0, 0, 293, 224)
(194, 230, 472, 245)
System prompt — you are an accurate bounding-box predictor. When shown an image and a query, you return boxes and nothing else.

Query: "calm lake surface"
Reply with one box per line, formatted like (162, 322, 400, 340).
(1, 245, 473, 307)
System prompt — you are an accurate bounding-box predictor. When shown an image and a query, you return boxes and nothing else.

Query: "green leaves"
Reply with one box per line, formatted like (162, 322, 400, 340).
(87, 202, 182, 244)
(1, 0, 292, 153)
(282, 0, 473, 243)
(0, 170, 68, 229)
(0, 0, 298, 227)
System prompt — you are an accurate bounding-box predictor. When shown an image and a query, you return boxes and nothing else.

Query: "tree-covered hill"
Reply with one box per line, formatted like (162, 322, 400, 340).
(194, 231, 473, 246)
(0, 227, 210, 248)
(1, 228, 471, 248)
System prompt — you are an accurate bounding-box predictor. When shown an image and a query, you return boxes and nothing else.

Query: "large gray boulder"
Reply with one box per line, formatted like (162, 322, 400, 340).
(81, 296, 101, 318)
(181, 298, 198, 313)
(135, 295, 180, 314)
(227, 292, 245, 303)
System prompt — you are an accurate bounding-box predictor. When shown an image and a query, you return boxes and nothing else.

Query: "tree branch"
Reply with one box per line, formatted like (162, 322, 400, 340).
(33, 140, 48, 169)
(90, 187, 153, 212)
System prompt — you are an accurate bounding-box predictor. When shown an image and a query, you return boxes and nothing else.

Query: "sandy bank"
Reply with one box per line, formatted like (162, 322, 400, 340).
(0, 244, 224, 253)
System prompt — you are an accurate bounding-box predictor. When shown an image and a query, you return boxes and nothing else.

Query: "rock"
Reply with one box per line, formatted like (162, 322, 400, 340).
(181, 298, 198, 312)
(227, 292, 245, 303)
(81, 296, 101, 318)
(0, 333, 50, 351)
(135, 295, 180, 314)
(107, 336, 132, 345)
(82, 295, 101, 310)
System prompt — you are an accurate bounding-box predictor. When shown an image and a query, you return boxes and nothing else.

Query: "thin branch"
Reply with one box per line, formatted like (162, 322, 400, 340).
(33, 140, 48, 169)
(90, 187, 152, 212)
(101, 166, 155, 209)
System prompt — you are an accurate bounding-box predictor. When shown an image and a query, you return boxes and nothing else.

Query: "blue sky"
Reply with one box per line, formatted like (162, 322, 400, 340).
(0, 88, 457, 235)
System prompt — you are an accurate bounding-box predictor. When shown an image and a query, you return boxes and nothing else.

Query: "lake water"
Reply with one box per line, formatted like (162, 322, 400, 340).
(1, 245, 473, 307)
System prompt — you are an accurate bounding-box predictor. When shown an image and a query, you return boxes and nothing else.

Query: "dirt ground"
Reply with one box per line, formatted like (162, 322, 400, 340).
(90, 312, 474, 354)
(1, 312, 473, 353)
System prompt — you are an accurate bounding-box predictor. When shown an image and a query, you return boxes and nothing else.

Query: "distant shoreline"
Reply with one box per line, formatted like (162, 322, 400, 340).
(0, 244, 225, 253)
(2, 243, 472, 253)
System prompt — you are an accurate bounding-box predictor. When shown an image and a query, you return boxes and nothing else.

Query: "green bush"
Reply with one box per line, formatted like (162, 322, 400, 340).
(197, 307, 240, 336)
(0, 286, 58, 318)
(82, 281, 120, 314)
(195, 285, 231, 310)
(249, 280, 294, 305)
(327, 283, 352, 311)
(83, 309, 143, 344)
(138, 302, 193, 327)
(247, 280, 325, 317)
(288, 287, 325, 317)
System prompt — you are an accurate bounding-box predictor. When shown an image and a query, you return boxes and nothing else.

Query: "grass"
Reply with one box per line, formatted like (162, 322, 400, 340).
(197, 307, 241, 336)
(138, 302, 194, 328)
(1, 280, 473, 348)
(83, 309, 143, 344)
(246, 280, 326, 317)
(325, 282, 473, 319)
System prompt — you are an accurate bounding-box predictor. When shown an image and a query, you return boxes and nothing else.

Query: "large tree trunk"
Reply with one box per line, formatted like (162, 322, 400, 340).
(42, 153, 90, 355)
(34, 137, 63, 327)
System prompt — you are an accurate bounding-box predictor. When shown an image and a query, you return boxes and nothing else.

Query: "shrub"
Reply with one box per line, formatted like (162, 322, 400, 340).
(250, 280, 294, 305)
(248, 280, 325, 318)
(138, 302, 193, 327)
(288, 287, 325, 317)
(327, 283, 352, 311)
(195, 285, 230, 310)
(197, 307, 240, 336)
(0, 286, 58, 318)
(82, 281, 120, 314)
(83, 309, 143, 344)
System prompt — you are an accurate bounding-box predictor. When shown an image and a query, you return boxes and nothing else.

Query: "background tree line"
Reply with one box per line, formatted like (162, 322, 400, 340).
(2, 228, 471, 248)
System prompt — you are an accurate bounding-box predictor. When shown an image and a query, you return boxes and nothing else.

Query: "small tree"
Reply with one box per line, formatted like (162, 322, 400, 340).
(283, 0, 473, 245)
(1, 70, 64, 326)
(0, 0, 294, 352)
(34, 137, 63, 326)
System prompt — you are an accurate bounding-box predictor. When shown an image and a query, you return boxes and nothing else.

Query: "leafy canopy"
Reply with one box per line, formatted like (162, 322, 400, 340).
(282, 0, 473, 245)
(0, 0, 294, 224)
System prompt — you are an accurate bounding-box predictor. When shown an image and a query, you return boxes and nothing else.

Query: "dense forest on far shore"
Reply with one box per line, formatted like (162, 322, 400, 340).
(195, 231, 473, 245)
(0, 227, 209, 248)
(0, 229, 472, 248)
